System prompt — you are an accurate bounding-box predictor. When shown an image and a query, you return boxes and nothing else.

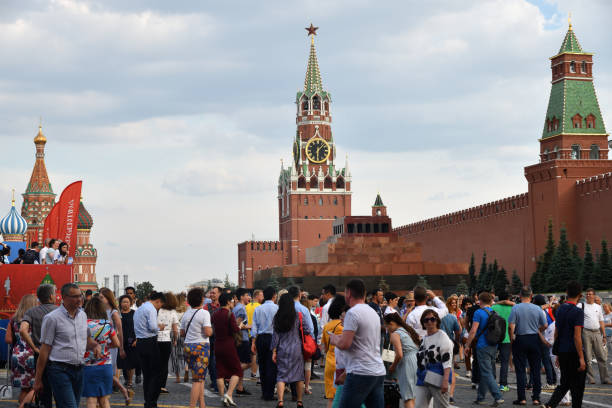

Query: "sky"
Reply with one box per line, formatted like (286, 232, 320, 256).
(0, 0, 610, 291)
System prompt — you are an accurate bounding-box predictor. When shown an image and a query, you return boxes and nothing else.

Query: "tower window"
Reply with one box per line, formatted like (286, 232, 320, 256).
(581, 61, 587, 74)
(324, 101, 329, 112)
(590, 144, 600, 159)
(318, 198, 323, 206)
(333, 197, 338, 205)
(305, 216, 308, 219)
(313, 96, 321, 110)
(365, 224, 371, 233)
(336, 177, 345, 189)
(302, 100, 309, 112)
(586, 114, 596, 129)
(304, 197, 308, 205)
(572, 113, 583, 129)
(543, 149, 549, 161)
(570, 61, 576, 73)
(298, 176, 306, 189)
(571, 144, 580, 160)
(357, 224, 363, 233)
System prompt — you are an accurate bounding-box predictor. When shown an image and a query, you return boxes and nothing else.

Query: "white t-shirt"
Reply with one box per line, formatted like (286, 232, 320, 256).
(180, 308, 211, 344)
(39, 247, 48, 263)
(320, 298, 333, 328)
(406, 298, 448, 339)
(44, 248, 56, 264)
(54, 252, 65, 264)
(157, 309, 179, 342)
(384, 307, 398, 315)
(581, 302, 604, 330)
(342, 303, 386, 376)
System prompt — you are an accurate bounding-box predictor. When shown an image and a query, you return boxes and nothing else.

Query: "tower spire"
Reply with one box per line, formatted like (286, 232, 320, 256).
(304, 24, 323, 95)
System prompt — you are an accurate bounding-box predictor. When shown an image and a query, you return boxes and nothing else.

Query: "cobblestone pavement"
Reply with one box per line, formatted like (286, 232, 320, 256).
(1, 359, 612, 407)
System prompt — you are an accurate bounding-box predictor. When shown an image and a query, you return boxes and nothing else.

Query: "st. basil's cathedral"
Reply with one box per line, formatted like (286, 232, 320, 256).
(0, 126, 98, 291)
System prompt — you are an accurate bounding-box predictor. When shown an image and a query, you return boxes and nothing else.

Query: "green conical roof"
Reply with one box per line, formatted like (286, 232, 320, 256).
(296, 37, 330, 101)
(304, 38, 323, 94)
(373, 193, 384, 207)
(558, 26, 583, 54)
(41, 273, 55, 285)
(542, 27, 606, 139)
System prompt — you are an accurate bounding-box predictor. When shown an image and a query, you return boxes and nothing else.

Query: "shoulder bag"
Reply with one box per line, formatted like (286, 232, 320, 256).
(299, 312, 316, 359)
(381, 338, 396, 363)
(183, 309, 201, 339)
(228, 311, 242, 347)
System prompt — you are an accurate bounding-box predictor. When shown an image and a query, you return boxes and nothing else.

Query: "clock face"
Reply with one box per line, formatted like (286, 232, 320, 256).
(306, 138, 330, 163)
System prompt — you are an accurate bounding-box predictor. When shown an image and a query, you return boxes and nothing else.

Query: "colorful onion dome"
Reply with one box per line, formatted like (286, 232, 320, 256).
(0, 194, 28, 238)
(77, 198, 93, 230)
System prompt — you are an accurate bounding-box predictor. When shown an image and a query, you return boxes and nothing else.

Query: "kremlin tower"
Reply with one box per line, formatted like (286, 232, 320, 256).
(21, 126, 55, 246)
(73, 198, 98, 290)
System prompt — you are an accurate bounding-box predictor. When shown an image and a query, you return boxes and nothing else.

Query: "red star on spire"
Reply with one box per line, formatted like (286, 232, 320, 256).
(305, 23, 318, 37)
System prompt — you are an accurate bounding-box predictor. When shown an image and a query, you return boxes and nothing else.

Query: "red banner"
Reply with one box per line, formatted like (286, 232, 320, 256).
(57, 181, 82, 258)
(43, 202, 60, 244)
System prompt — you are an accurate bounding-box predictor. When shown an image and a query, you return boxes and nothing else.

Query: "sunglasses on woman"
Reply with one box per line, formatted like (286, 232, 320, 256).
(423, 317, 437, 323)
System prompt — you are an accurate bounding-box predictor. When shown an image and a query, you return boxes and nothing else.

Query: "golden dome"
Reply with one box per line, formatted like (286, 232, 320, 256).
(34, 125, 47, 144)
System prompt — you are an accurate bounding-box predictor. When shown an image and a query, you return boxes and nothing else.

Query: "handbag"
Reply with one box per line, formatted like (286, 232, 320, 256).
(381, 341, 396, 363)
(298, 312, 316, 359)
(424, 370, 444, 388)
(229, 312, 242, 347)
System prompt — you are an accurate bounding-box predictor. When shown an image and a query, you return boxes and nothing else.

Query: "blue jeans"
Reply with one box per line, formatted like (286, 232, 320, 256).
(339, 373, 384, 408)
(47, 363, 83, 408)
(476, 345, 502, 401)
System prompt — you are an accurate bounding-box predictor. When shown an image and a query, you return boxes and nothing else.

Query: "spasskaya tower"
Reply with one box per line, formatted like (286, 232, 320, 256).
(277, 24, 352, 265)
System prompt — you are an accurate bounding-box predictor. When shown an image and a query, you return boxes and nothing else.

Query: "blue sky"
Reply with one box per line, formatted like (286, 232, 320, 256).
(0, 0, 610, 290)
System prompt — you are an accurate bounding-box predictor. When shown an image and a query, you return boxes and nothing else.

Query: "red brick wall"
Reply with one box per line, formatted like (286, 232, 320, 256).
(395, 194, 533, 284)
(575, 172, 612, 249)
(238, 241, 284, 288)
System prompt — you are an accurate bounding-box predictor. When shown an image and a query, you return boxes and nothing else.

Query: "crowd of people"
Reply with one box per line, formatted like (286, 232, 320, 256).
(1, 238, 73, 265)
(3, 278, 611, 408)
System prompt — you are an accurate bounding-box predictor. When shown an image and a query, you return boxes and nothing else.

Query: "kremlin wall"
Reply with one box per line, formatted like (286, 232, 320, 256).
(0, 126, 98, 291)
(238, 23, 612, 294)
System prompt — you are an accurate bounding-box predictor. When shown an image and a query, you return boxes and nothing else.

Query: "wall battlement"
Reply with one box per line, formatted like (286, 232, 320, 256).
(576, 172, 612, 195)
(394, 193, 529, 235)
(241, 240, 283, 252)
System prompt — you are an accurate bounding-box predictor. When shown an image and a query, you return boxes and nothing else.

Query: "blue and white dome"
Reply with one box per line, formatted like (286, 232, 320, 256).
(0, 199, 27, 239)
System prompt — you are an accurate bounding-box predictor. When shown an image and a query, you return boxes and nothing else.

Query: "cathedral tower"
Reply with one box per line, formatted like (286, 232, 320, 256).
(525, 20, 611, 259)
(21, 126, 56, 245)
(73, 198, 98, 290)
(278, 25, 352, 264)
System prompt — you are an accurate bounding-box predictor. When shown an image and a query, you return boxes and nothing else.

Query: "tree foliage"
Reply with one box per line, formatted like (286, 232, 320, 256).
(468, 253, 477, 295)
(582, 241, 594, 289)
(415, 275, 430, 289)
(135, 281, 154, 301)
(547, 227, 573, 292)
(456, 278, 469, 296)
(510, 270, 523, 295)
(493, 267, 509, 297)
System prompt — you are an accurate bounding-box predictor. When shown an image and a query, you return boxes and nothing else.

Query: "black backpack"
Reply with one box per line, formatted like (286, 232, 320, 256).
(477, 309, 507, 345)
(22, 249, 39, 264)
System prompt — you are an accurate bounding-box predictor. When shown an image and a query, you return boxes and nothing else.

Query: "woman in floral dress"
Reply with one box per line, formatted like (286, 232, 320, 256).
(5, 294, 38, 407)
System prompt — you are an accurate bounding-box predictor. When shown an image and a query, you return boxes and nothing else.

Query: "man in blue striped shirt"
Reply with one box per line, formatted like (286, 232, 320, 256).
(251, 286, 278, 401)
(134, 291, 166, 408)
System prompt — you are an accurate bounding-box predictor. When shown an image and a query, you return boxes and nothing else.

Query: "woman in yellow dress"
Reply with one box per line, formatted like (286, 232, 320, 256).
(321, 295, 347, 408)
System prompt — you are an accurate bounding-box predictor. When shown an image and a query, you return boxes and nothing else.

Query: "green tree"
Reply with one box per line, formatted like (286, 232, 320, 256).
(378, 277, 390, 293)
(468, 253, 477, 295)
(571, 243, 583, 282)
(510, 270, 523, 295)
(415, 275, 430, 289)
(531, 257, 544, 293)
(135, 281, 154, 302)
(477, 252, 487, 292)
(582, 241, 595, 289)
(547, 227, 573, 292)
(267, 273, 281, 290)
(489, 260, 500, 292)
(493, 267, 509, 297)
(455, 278, 469, 296)
(594, 240, 612, 289)
(539, 220, 556, 291)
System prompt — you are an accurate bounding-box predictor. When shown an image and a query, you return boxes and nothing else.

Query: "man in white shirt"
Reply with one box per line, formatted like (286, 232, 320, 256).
(580, 288, 609, 384)
(319, 284, 336, 328)
(330, 279, 385, 408)
(39, 239, 50, 264)
(406, 286, 448, 338)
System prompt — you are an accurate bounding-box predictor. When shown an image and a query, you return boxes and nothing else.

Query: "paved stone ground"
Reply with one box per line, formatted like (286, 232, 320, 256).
(1, 358, 612, 407)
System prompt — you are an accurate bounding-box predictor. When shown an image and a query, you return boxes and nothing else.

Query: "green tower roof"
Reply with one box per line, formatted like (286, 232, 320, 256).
(296, 37, 330, 101)
(41, 272, 55, 285)
(373, 193, 384, 207)
(558, 26, 583, 54)
(542, 26, 606, 139)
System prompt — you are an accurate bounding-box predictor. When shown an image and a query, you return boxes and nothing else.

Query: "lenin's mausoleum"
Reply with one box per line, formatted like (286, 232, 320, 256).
(238, 23, 612, 293)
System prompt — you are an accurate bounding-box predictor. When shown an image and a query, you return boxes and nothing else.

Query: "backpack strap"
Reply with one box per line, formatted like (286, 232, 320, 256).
(475, 308, 492, 342)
